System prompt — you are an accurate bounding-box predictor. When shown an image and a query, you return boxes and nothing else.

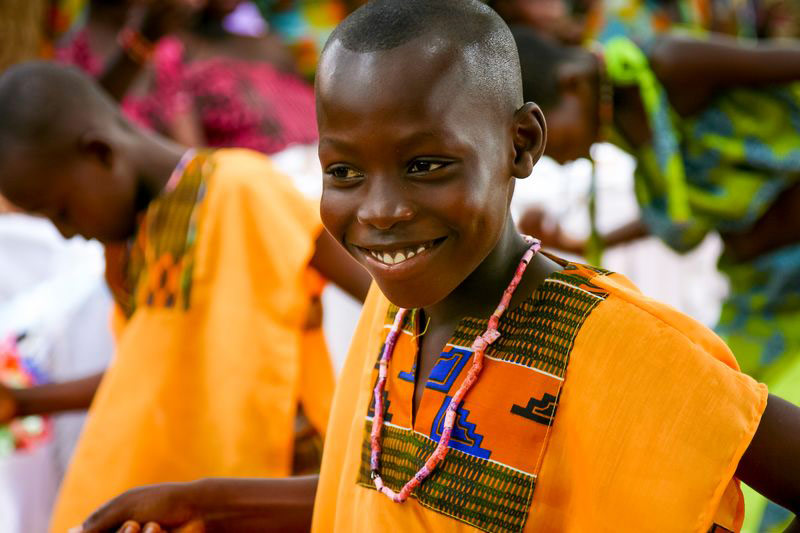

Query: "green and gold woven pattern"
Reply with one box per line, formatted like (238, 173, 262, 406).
(357, 424, 535, 533)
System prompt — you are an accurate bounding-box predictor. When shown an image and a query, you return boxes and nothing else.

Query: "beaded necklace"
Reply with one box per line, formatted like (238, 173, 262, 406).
(370, 236, 542, 503)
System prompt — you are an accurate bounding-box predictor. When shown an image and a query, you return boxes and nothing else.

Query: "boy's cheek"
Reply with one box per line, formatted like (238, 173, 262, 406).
(319, 198, 349, 247)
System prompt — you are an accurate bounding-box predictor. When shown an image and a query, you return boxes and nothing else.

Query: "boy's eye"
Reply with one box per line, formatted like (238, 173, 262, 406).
(408, 160, 448, 175)
(326, 165, 363, 181)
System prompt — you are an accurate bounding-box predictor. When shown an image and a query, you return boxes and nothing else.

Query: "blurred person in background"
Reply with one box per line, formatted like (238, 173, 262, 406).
(0, 62, 369, 532)
(60, 0, 318, 155)
(488, 0, 593, 43)
(0, 3, 108, 532)
(60, 0, 365, 365)
(582, 0, 800, 42)
(513, 26, 800, 530)
(252, 0, 368, 80)
(489, 0, 799, 47)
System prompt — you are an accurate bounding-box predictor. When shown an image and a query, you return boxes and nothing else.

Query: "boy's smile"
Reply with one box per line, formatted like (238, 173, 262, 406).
(356, 237, 443, 268)
(317, 38, 526, 309)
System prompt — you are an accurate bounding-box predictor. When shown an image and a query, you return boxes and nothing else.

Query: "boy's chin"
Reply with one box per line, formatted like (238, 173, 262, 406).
(374, 279, 449, 311)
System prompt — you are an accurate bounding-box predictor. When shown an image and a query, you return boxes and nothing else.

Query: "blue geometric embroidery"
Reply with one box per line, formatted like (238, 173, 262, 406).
(430, 395, 491, 459)
(425, 346, 471, 393)
(398, 363, 416, 383)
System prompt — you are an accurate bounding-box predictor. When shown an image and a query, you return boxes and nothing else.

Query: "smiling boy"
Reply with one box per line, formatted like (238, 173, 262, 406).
(78, 1, 800, 532)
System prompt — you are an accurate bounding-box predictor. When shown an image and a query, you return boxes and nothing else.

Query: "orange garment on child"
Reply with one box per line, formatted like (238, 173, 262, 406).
(313, 261, 767, 533)
(50, 149, 334, 532)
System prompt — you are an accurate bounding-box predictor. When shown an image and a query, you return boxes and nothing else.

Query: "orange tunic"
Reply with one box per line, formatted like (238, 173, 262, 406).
(313, 261, 767, 533)
(50, 149, 334, 531)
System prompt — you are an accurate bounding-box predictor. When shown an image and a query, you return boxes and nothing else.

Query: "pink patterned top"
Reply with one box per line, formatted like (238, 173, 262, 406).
(56, 30, 156, 129)
(58, 33, 318, 154)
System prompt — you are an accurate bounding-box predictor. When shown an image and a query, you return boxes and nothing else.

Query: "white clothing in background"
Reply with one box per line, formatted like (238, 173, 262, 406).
(0, 215, 113, 533)
(513, 144, 727, 327)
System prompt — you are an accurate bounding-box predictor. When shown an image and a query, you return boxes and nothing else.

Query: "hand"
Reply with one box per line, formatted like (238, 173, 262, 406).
(77, 482, 204, 533)
(517, 206, 586, 255)
(0, 384, 19, 424)
(71, 520, 204, 533)
(129, 0, 207, 42)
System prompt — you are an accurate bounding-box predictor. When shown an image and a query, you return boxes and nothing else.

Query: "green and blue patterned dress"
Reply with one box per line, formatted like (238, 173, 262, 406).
(603, 36, 800, 532)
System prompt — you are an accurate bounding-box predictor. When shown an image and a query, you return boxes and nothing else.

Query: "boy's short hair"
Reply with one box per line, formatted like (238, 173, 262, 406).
(0, 61, 119, 158)
(511, 25, 575, 109)
(325, 0, 524, 110)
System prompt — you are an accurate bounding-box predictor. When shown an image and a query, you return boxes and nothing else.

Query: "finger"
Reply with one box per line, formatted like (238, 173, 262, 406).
(118, 522, 142, 533)
(173, 520, 206, 533)
(82, 505, 132, 533)
(141, 523, 164, 533)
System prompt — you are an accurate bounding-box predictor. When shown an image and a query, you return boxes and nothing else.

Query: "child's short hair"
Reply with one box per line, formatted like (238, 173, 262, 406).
(325, 0, 524, 110)
(0, 61, 119, 158)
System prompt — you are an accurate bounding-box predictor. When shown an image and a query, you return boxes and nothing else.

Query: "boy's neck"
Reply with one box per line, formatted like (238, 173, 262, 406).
(130, 133, 188, 211)
(422, 220, 558, 331)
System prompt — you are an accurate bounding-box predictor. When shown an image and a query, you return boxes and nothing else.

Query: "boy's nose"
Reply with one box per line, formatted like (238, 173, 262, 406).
(356, 196, 415, 230)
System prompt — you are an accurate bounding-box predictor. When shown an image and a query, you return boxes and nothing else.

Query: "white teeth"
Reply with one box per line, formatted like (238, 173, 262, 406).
(367, 241, 436, 266)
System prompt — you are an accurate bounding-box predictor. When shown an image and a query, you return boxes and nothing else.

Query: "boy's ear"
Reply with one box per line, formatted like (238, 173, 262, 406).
(511, 102, 546, 179)
(78, 130, 114, 169)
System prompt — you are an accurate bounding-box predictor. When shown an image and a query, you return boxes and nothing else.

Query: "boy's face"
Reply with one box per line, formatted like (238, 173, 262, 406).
(0, 147, 139, 243)
(317, 41, 525, 309)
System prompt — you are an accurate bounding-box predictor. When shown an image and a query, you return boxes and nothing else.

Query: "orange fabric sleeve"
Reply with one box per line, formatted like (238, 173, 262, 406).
(526, 273, 767, 532)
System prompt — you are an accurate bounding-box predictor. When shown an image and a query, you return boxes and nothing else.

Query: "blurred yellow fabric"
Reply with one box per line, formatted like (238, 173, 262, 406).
(50, 149, 334, 531)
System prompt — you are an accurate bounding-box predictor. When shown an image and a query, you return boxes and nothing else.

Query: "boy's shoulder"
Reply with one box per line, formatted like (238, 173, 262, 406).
(203, 147, 319, 225)
(526, 263, 767, 532)
(584, 266, 741, 371)
(478, 259, 741, 382)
